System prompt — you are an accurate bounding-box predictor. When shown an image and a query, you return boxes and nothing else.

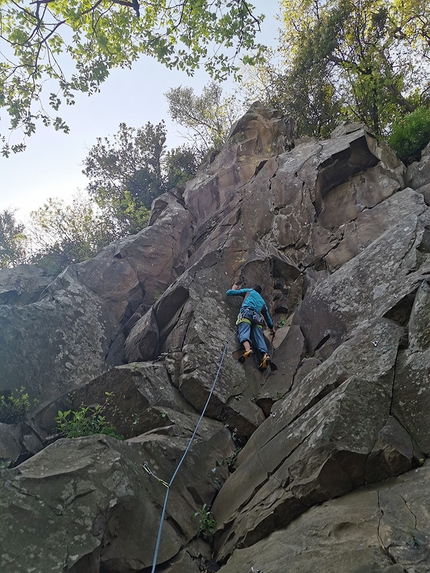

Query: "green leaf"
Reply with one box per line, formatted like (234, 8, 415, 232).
(0, 0, 265, 150)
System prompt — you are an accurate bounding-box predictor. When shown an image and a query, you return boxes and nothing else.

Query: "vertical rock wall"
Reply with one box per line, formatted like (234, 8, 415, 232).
(2, 108, 430, 572)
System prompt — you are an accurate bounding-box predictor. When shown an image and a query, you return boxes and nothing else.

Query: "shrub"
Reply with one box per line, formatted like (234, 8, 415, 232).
(55, 405, 123, 439)
(194, 503, 217, 542)
(0, 387, 38, 424)
(388, 106, 430, 163)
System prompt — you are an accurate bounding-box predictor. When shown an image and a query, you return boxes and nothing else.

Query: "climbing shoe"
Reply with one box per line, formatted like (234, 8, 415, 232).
(239, 349, 254, 363)
(259, 355, 271, 371)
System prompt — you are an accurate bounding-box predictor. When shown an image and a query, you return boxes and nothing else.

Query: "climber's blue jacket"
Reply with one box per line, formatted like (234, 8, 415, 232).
(226, 288, 273, 328)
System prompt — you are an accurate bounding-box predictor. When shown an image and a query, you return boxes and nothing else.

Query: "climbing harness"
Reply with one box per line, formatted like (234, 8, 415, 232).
(145, 331, 236, 573)
(236, 308, 265, 327)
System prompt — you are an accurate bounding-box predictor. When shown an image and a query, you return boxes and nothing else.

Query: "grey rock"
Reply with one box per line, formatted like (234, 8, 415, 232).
(213, 318, 405, 559)
(392, 280, 430, 454)
(70, 362, 197, 438)
(0, 265, 55, 306)
(217, 462, 430, 573)
(0, 422, 21, 464)
(3, 109, 430, 573)
(406, 151, 430, 189)
(0, 419, 234, 573)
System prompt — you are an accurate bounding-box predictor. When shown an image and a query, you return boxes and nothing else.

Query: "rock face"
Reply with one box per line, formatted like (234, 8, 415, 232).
(0, 427, 233, 573)
(1, 104, 430, 572)
(217, 462, 430, 573)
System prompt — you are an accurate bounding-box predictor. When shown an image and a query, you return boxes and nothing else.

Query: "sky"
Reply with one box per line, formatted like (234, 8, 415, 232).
(0, 2, 281, 221)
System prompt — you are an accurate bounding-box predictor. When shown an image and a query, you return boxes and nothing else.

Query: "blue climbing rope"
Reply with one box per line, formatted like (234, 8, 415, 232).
(148, 332, 236, 573)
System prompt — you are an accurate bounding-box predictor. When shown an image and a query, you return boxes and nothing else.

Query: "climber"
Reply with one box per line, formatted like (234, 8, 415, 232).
(226, 284, 275, 370)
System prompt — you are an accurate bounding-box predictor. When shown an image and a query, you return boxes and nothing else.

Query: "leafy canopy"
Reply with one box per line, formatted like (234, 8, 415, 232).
(283, 0, 430, 135)
(0, 0, 264, 154)
(28, 193, 122, 273)
(82, 120, 199, 217)
(0, 209, 27, 268)
(83, 121, 167, 211)
(165, 81, 243, 151)
(242, 0, 430, 137)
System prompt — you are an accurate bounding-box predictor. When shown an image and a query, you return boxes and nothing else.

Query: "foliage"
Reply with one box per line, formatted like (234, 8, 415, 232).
(0, 0, 265, 154)
(164, 144, 201, 189)
(166, 81, 244, 152)
(55, 404, 123, 439)
(0, 209, 28, 268)
(2, 120, 200, 271)
(27, 194, 120, 274)
(242, 0, 430, 137)
(83, 121, 167, 210)
(0, 386, 38, 424)
(194, 503, 217, 542)
(92, 189, 151, 239)
(83, 121, 199, 226)
(240, 49, 342, 137)
(388, 106, 430, 163)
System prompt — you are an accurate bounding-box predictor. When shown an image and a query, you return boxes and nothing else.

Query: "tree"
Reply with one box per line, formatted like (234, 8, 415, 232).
(83, 121, 199, 231)
(0, 0, 264, 154)
(0, 209, 27, 268)
(27, 194, 122, 273)
(388, 106, 430, 163)
(242, 0, 430, 138)
(83, 121, 167, 211)
(280, 0, 430, 136)
(164, 144, 202, 189)
(241, 49, 342, 138)
(165, 82, 243, 152)
(26, 133, 200, 273)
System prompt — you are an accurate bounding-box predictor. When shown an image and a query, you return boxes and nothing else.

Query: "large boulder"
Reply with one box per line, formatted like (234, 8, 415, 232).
(212, 316, 425, 560)
(0, 417, 235, 573)
(0, 193, 193, 399)
(0, 268, 107, 398)
(392, 279, 430, 454)
(216, 461, 430, 573)
(0, 419, 44, 467)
